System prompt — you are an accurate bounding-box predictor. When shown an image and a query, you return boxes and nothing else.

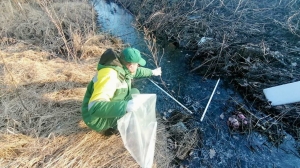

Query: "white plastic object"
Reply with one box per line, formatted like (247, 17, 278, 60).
(148, 79, 193, 114)
(117, 94, 157, 168)
(201, 78, 220, 121)
(126, 99, 138, 112)
(263, 81, 300, 106)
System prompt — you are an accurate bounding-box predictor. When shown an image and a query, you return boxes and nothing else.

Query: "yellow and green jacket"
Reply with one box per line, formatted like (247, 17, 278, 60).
(81, 50, 153, 131)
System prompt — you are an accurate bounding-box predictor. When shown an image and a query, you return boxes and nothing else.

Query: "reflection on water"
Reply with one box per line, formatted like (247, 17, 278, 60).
(94, 0, 300, 167)
(94, 0, 144, 46)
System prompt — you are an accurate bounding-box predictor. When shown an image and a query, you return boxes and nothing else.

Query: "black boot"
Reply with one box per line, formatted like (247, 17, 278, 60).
(103, 128, 119, 136)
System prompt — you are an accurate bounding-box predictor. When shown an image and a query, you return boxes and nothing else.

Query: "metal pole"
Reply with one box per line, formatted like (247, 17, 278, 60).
(148, 79, 193, 114)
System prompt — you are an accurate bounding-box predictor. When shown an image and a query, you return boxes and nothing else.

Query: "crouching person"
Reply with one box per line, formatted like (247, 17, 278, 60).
(81, 47, 161, 135)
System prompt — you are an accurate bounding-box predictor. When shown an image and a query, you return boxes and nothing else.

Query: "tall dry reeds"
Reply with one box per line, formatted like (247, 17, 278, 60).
(0, 1, 175, 167)
(0, 0, 97, 60)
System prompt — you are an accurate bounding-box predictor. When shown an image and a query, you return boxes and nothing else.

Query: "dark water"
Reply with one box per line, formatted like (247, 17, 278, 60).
(94, 0, 300, 167)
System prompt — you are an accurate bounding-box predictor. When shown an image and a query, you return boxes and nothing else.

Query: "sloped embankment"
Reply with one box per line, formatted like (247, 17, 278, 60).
(0, 0, 173, 167)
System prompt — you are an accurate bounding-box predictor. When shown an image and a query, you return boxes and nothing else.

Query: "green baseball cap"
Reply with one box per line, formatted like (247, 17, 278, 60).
(122, 47, 146, 66)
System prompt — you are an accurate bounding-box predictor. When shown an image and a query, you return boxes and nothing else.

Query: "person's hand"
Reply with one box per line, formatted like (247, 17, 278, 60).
(126, 100, 139, 112)
(152, 67, 162, 76)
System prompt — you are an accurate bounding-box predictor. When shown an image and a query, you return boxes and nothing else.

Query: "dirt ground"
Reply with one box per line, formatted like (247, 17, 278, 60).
(0, 0, 175, 167)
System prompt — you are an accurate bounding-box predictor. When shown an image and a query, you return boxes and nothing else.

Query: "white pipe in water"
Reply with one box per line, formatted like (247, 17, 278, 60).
(200, 78, 220, 121)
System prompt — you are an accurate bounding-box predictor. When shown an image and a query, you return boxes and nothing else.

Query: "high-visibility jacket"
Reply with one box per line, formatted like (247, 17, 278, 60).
(81, 53, 152, 132)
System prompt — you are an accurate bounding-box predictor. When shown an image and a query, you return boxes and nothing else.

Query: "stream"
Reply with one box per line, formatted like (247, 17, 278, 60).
(94, 0, 300, 167)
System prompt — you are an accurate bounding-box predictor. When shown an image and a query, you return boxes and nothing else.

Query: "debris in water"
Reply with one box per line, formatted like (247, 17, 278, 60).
(220, 113, 224, 119)
(227, 115, 240, 129)
(209, 149, 216, 159)
(227, 111, 250, 130)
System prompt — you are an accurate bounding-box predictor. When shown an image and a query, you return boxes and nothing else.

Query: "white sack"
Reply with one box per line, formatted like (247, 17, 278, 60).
(117, 94, 157, 168)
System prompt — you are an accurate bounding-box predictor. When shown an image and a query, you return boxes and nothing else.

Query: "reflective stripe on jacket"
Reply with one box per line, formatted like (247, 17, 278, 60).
(81, 62, 153, 132)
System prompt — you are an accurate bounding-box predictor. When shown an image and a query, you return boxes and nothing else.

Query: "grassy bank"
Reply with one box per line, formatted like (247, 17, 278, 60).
(0, 0, 174, 167)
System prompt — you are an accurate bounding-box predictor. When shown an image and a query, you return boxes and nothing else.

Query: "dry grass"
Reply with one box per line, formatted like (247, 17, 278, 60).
(0, 0, 174, 167)
(0, 132, 138, 167)
(0, 40, 174, 167)
(0, 0, 98, 60)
